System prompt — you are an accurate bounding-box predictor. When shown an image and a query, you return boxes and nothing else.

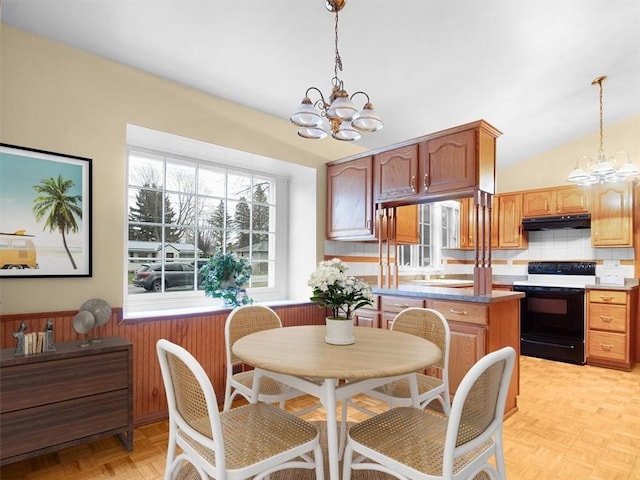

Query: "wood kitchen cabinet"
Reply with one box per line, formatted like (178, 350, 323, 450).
(327, 157, 419, 242)
(370, 120, 500, 206)
(327, 156, 374, 240)
(0, 337, 133, 466)
(373, 144, 419, 203)
(586, 288, 638, 370)
(423, 297, 519, 414)
(353, 296, 381, 328)
(458, 196, 499, 250)
(377, 293, 520, 416)
(522, 185, 589, 217)
(419, 128, 480, 195)
(497, 193, 527, 249)
(591, 183, 633, 247)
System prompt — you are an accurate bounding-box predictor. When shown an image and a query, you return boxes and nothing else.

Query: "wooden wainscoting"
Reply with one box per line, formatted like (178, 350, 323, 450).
(0, 303, 326, 426)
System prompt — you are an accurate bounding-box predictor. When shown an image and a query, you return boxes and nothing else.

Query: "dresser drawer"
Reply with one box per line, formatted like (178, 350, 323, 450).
(588, 290, 627, 305)
(0, 351, 129, 413)
(588, 303, 627, 332)
(381, 296, 424, 314)
(426, 300, 488, 326)
(588, 331, 628, 362)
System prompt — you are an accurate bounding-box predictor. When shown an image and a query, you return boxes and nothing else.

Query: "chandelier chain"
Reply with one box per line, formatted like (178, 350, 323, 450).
(598, 77, 604, 153)
(334, 10, 342, 81)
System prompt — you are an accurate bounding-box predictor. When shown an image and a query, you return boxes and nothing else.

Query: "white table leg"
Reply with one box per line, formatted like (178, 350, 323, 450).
(321, 379, 340, 480)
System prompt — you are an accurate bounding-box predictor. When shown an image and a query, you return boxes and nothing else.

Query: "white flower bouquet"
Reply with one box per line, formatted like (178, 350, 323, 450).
(308, 258, 374, 319)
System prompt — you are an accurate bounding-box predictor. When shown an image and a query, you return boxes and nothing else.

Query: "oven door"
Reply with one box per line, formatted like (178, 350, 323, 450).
(513, 285, 585, 365)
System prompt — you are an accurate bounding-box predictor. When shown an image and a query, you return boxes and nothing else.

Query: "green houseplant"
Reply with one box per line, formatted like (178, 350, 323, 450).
(200, 249, 253, 307)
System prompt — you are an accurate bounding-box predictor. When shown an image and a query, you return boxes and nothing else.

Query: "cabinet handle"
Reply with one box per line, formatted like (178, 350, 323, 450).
(410, 176, 416, 192)
(423, 174, 429, 191)
(599, 295, 614, 302)
(600, 343, 614, 351)
(394, 303, 410, 308)
(599, 316, 613, 322)
(449, 308, 468, 315)
(366, 219, 371, 230)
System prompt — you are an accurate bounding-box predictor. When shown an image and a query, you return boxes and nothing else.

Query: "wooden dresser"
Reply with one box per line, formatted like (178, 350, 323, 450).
(0, 336, 133, 466)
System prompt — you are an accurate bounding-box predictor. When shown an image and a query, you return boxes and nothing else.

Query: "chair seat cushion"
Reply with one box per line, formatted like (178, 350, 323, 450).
(348, 407, 492, 476)
(179, 403, 319, 471)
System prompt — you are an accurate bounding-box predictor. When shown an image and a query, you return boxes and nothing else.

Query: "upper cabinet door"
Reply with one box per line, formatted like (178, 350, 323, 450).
(591, 183, 633, 247)
(522, 190, 554, 217)
(556, 186, 589, 214)
(327, 157, 374, 240)
(373, 145, 419, 203)
(523, 186, 589, 217)
(420, 129, 477, 194)
(498, 193, 527, 248)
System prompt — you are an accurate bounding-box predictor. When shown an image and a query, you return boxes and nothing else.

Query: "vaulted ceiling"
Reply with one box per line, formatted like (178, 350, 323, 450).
(2, 0, 639, 170)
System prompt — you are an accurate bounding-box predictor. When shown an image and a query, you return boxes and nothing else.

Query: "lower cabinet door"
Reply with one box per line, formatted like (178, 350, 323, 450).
(448, 322, 486, 394)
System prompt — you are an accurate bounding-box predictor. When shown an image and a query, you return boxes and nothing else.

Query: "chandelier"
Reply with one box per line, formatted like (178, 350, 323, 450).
(289, 0, 383, 141)
(566, 75, 638, 185)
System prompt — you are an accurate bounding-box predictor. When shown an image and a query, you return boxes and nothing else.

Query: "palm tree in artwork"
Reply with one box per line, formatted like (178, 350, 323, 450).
(32, 174, 83, 269)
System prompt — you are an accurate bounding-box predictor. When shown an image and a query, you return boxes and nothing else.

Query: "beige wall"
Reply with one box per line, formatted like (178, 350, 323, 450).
(0, 25, 363, 314)
(2, 25, 639, 314)
(497, 113, 640, 193)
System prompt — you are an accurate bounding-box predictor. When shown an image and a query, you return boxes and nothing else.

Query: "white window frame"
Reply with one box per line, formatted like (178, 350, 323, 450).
(123, 125, 309, 319)
(398, 201, 459, 274)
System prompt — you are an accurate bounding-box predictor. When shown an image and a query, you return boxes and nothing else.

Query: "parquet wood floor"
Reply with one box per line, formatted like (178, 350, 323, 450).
(1, 355, 639, 479)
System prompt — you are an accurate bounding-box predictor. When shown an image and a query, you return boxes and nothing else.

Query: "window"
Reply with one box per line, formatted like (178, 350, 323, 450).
(125, 147, 286, 317)
(398, 201, 459, 270)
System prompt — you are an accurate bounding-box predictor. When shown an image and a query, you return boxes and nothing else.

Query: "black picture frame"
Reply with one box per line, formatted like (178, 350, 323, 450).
(0, 143, 92, 277)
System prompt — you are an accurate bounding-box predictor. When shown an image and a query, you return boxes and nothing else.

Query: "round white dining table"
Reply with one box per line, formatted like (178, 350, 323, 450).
(233, 325, 442, 480)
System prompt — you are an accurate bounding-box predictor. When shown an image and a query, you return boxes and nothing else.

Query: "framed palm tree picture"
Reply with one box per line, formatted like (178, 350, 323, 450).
(0, 143, 92, 277)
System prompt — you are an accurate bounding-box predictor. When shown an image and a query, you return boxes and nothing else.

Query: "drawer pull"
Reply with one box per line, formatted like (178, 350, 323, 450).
(599, 316, 613, 322)
(449, 308, 468, 315)
(394, 303, 410, 308)
(599, 295, 614, 302)
(600, 343, 615, 351)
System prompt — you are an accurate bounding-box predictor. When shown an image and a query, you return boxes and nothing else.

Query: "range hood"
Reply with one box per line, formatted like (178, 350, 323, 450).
(522, 213, 591, 231)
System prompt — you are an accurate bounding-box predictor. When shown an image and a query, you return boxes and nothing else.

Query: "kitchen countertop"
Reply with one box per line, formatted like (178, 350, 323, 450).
(587, 278, 639, 291)
(372, 284, 524, 303)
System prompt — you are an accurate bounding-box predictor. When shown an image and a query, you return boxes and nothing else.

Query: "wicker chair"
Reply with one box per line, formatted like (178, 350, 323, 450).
(342, 346, 516, 480)
(223, 304, 308, 412)
(371, 308, 451, 414)
(167, 453, 208, 480)
(157, 339, 324, 480)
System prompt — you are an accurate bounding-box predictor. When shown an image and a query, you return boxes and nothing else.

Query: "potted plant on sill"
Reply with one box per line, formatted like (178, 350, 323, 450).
(308, 258, 374, 345)
(200, 249, 253, 307)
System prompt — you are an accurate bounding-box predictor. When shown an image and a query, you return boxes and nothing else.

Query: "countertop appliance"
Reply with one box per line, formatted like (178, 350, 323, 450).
(513, 261, 596, 365)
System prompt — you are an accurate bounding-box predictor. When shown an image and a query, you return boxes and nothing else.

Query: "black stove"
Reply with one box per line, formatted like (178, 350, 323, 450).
(513, 261, 595, 365)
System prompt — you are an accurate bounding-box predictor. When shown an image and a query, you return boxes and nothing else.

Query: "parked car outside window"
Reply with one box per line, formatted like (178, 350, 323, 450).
(132, 263, 203, 292)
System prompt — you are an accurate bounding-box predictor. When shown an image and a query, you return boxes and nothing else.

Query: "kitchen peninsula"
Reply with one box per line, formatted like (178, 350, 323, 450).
(364, 284, 524, 416)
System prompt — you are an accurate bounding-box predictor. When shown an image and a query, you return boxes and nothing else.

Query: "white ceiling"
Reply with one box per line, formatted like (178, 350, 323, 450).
(2, 0, 639, 169)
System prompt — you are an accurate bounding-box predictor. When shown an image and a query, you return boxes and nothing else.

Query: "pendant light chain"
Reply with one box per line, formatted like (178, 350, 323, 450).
(597, 77, 604, 153)
(334, 10, 342, 81)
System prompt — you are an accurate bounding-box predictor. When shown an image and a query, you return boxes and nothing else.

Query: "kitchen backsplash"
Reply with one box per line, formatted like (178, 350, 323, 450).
(325, 228, 636, 280)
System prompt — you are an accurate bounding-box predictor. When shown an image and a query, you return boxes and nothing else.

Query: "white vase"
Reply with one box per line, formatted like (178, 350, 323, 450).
(325, 317, 355, 345)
